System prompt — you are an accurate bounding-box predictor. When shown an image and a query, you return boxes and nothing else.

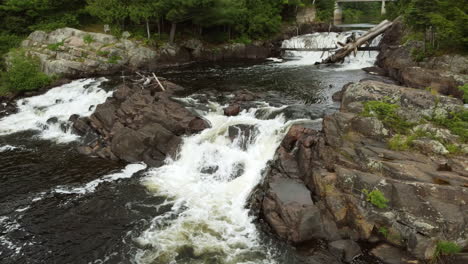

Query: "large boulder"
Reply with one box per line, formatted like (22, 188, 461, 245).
(256, 80, 468, 262)
(73, 80, 210, 166)
(16, 27, 158, 78)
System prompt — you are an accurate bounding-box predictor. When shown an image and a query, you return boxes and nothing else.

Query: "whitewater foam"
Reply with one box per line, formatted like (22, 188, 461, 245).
(280, 31, 382, 69)
(135, 105, 293, 264)
(0, 78, 112, 143)
(0, 145, 20, 152)
(54, 163, 147, 195)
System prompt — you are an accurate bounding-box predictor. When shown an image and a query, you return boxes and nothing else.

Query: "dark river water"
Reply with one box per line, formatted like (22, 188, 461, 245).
(0, 59, 381, 264)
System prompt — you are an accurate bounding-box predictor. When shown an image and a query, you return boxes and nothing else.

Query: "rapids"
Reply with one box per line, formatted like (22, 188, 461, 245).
(0, 31, 385, 264)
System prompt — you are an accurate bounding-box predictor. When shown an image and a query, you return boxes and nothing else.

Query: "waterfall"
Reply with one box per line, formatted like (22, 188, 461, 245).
(280, 30, 382, 69)
(135, 104, 296, 264)
(0, 78, 112, 143)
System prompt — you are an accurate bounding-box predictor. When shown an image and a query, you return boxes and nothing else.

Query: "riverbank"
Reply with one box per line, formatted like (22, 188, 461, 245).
(252, 79, 467, 263)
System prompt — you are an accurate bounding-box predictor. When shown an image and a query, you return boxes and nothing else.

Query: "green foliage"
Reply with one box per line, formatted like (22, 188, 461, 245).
(0, 50, 52, 95)
(434, 241, 462, 257)
(0, 33, 22, 65)
(341, 2, 383, 24)
(378, 227, 389, 238)
(315, 0, 335, 22)
(432, 109, 468, 143)
(83, 34, 95, 44)
(361, 101, 415, 134)
(387, 0, 467, 53)
(107, 54, 121, 64)
(362, 189, 389, 209)
(97, 50, 110, 57)
(388, 129, 440, 151)
(458, 84, 468, 103)
(47, 41, 64, 51)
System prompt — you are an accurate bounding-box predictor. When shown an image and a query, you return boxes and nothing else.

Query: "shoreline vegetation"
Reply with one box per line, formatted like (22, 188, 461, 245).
(1, 0, 466, 96)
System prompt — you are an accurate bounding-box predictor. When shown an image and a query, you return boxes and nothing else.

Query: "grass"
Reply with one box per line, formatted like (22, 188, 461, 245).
(107, 55, 121, 64)
(433, 241, 462, 261)
(458, 84, 468, 103)
(361, 101, 415, 134)
(431, 110, 468, 143)
(83, 34, 95, 45)
(378, 227, 389, 238)
(97, 50, 110, 57)
(362, 189, 389, 209)
(47, 41, 64, 51)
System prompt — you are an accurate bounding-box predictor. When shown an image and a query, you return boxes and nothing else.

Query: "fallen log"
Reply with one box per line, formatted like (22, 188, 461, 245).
(317, 20, 393, 65)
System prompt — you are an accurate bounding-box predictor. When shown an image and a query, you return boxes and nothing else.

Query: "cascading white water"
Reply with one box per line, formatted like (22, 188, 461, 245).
(280, 31, 382, 69)
(135, 104, 295, 264)
(0, 78, 112, 143)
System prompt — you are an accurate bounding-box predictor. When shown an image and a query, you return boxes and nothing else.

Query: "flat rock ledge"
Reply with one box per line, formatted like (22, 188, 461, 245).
(253, 80, 468, 263)
(17, 28, 158, 78)
(72, 80, 210, 167)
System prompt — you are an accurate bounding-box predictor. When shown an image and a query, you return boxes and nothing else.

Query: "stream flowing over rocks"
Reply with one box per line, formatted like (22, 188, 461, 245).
(1, 24, 467, 264)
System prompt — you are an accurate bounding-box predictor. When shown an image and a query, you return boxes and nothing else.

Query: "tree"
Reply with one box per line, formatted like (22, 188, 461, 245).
(86, 0, 129, 28)
(128, 0, 162, 39)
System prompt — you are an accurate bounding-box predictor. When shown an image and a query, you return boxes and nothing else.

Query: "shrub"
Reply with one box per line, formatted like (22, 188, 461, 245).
(361, 101, 414, 134)
(363, 189, 389, 209)
(97, 50, 110, 57)
(434, 241, 461, 257)
(432, 109, 468, 143)
(107, 55, 121, 64)
(47, 41, 64, 51)
(388, 134, 410, 151)
(0, 51, 52, 95)
(378, 227, 389, 238)
(83, 34, 95, 44)
(458, 84, 468, 103)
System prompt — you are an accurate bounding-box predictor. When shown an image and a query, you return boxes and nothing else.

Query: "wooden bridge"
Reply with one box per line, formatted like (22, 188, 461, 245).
(334, 0, 396, 25)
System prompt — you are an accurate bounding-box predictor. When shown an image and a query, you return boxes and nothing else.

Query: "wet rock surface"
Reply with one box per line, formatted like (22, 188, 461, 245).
(72, 80, 210, 166)
(254, 80, 468, 263)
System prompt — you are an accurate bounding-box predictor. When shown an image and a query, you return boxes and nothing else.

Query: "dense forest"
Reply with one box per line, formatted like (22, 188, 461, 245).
(0, 0, 466, 95)
(1, 0, 466, 57)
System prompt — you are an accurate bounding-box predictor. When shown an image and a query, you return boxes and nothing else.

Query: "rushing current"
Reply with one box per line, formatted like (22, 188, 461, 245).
(0, 31, 385, 264)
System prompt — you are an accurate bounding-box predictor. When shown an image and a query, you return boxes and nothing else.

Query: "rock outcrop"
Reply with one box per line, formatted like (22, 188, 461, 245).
(377, 18, 467, 98)
(19, 28, 158, 78)
(72, 79, 210, 166)
(255, 80, 467, 263)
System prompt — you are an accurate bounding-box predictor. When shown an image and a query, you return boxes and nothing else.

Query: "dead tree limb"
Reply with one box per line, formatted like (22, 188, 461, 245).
(317, 20, 393, 65)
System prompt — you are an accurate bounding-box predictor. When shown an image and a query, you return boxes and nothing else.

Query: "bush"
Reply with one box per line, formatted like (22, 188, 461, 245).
(47, 41, 64, 51)
(83, 34, 95, 44)
(0, 51, 52, 95)
(107, 55, 121, 64)
(361, 101, 415, 134)
(432, 109, 468, 143)
(434, 241, 462, 257)
(363, 189, 389, 209)
(458, 84, 468, 103)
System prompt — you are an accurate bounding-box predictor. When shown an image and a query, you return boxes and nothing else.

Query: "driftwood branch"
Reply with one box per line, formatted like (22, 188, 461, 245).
(152, 73, 165, 91)
(317, 20, 393, 65)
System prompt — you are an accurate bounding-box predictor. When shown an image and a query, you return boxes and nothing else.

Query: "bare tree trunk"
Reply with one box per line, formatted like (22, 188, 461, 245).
(146, 19, 151, 40)
(318, 20, 393, 64)
(169, 22, 177, 44)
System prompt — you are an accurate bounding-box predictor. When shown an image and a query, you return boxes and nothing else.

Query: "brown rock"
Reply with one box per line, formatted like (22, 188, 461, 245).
(224, 104, 241, 116)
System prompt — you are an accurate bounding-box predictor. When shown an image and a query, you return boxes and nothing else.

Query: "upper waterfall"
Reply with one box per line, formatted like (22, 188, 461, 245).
(280, 30, 382, 68)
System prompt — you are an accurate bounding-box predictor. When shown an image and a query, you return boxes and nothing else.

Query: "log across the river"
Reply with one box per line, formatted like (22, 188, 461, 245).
(281, 47, 380, 52)
(317, 20, 393, 64)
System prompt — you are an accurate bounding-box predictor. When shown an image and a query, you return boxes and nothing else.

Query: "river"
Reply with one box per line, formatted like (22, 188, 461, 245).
(0, 32, 384, 264)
